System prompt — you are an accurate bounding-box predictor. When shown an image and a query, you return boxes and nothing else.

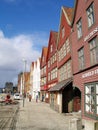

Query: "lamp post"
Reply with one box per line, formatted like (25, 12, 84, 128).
(22, 58, 27, 107)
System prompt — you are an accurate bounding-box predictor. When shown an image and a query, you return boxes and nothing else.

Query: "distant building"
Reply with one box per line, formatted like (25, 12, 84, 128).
(46, 31, 58, 104)
(4, 82, 13, 94)
(40, 47, 48, 102)
(18, 72, 23, 94)
(24, 72, 30, 94)
(30, 58, 41, 99)
(49, 7, 73, 113)
(29, 62, 34, 95)
(0, 88, 3, 93)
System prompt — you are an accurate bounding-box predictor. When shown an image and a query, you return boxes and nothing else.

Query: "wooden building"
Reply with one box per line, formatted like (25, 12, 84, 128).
(71, 0, 98, 129)
(46, 31, 58, 105)
(40, 47, 48, 102)
(49, 6, 74, 113)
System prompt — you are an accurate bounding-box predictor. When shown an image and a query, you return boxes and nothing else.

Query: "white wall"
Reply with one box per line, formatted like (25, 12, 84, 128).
(32, 58, 40, 99)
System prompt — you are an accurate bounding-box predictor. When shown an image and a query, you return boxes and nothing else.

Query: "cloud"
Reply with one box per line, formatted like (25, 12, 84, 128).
(0, 30, 48, 87)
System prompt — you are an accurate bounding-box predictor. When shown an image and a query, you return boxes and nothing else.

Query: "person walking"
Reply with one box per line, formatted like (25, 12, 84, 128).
(42, 94, 44, 102)
(29, 94, 32, 102)
(36, 95, 38, 102)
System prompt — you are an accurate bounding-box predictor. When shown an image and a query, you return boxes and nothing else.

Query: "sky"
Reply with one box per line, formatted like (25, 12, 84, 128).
(0, 0, 74, 88)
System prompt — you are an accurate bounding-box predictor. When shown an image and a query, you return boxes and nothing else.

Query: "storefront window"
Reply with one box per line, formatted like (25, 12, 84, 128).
(85, 82, 98, 119)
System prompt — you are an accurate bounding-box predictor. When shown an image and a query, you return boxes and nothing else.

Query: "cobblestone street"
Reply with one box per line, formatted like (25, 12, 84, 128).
(15, 99, 81, 130)
(0, 103, 19, 130)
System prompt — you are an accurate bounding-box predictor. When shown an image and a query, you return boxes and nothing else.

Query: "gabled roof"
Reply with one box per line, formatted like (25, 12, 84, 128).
(46, 31, 58, 61)
(30, 62, 34, 72)
(57, 6, 73, 46)
(71, 0, 78, 26)
(40, 47, 48, 67)
(43, 47, 48, 57)
(52, 31, 58, 44)
(62, 6, 74, 25)
(30, 62, 34, 69)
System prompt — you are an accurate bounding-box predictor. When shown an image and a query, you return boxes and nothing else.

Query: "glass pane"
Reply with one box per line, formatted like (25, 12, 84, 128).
(85, 95, 89, 103)
(96, 84, 98, 94)
(85, 86, 90, 94)
(91, 86, 94, 94)
(86, 104, 89, 112)
(96, 95, 98, 104)
(97, 106, 98, 114)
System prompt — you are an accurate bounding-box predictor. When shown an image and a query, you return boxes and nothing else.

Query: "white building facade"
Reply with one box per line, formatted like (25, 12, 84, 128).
(30, 58, 40, 99)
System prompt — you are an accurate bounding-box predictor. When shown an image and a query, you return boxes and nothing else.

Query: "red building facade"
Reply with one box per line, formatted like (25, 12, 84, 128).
(46, 31, 58, 105)
(49, 7, 78, 113)
(40, 47, 48, 102)
(71, 0, 98, 129)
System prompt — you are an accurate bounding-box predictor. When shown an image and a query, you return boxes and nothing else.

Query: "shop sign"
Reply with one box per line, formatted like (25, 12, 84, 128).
(82, 68, 98, 78)
(84, 27, 98, 42)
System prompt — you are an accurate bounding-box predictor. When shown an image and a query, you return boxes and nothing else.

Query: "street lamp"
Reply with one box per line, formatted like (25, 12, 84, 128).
(22, 58, 27, 107)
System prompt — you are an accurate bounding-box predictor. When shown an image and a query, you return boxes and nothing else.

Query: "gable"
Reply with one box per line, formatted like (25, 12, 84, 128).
(72, 0, 86, 26)
(40, 47, 48, 68)
(57, 6, 73, 49)
(46, 31, 58, 62)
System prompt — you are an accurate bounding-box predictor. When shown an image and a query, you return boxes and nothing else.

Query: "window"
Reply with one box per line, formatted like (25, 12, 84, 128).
(78, 48, 85, 70)
(89, 37, 98, 65)
(87, 3, 95, 28)
(55, 68, 57, 78)
(58, 38, 71, 62)
(48, 72, 50, 81)
(54, 53, 56, 61)
(59, 60, 72, 82)
(67, 60, 72, 78)
(48, 60, 50, 68)
(63, 42, 66, 57)
(66, 39, 70, 53)
(62, 26, 65, 38)
(85, 82, 98, 120)
(77, 18, 82, 39)
(44, 66, 46, 74)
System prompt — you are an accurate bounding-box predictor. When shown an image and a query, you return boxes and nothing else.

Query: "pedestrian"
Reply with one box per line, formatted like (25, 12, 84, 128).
(36, 95, 38, 102)
(42, 94, 44, 102)
(29, 94, 32, 102)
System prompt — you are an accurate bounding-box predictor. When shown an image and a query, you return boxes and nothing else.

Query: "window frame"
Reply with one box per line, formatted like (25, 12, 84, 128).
(86, 3, 95, 28)
(84, 82, 98, 120)
(89, 37, 98, 66)
(78, 47, 85, 70)
(77, 18, 82, 39)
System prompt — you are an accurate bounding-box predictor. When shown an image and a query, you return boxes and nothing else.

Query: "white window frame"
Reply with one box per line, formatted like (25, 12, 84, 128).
(85, 82, 98, 119)
(87, 3, 95, 28)
(78, 48, 85, 70)
(89, 37, 98, 65)
(77, 18, 82, 39)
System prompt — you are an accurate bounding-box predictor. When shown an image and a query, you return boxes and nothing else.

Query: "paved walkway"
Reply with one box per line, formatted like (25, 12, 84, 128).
(15, 98, 81, 130)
